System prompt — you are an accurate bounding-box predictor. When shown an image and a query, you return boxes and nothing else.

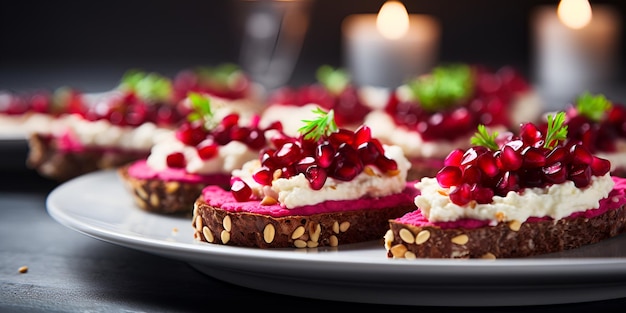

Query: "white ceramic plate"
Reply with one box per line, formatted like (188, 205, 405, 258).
(46, 169, 626, 306)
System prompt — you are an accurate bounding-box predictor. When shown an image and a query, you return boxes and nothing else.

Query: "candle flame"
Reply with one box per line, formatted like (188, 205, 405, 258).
(557, 0, 592, 29)
(376, 1, 410, 39)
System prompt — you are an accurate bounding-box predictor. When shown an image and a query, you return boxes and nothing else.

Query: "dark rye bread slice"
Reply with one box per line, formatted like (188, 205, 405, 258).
(27, 133, 148, 182)
(117, 161, 230, 215)
(385, 177, 626, 259)
(192, 184, 419, 248)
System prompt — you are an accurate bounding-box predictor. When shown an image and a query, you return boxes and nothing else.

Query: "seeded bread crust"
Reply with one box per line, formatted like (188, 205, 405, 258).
(192, 196, 416, 249)
(385, 204, 626, 259)
(117, 164, 211, 215)
(27, 133, 147, 182)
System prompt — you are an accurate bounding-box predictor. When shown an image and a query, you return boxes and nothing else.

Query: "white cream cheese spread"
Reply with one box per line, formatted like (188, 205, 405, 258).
(232, 144, 411, 209)
(414, 173, 615, 224)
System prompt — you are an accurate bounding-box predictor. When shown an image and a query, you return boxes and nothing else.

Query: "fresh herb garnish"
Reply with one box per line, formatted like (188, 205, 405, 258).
(316, 65, 350, 95)
(408, 63, 474, 112)
(195, 63, 242, 90)
(470, 124, 499, 150)
(187, 92, 216, 130)
(120, 70, 173, 102)
(544, 112, 568, 149)
(575, 92, 612, 122)
(298, 107, 338, 141)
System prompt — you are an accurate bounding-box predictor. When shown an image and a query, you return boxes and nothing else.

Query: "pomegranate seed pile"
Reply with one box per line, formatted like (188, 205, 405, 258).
(172, 63, 252, 101)
(267, 65, 371, 127)
(165, 113, 282, 169)
(85, 90, 188, 127)
(230, 124, 400, 201)
(385, 65, 530, 142)
(0, 87, 88, 117)
(563, 100, 626, 154)
(436, 116, 612, 206)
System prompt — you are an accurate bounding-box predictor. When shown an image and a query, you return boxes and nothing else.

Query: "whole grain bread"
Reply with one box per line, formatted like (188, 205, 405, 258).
(192, 193, 417, 249)
(117, 164, 212, 215)
(27, 133, 147, 182)
(385, 204, 626, 259)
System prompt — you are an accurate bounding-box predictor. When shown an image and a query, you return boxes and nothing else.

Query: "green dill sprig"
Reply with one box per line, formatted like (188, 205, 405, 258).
(298, 107, 338, 141)
(187, 92, 216, 130)
(544, 112, 568, 149)
(575, 91, 612, 122)
(120, 69, 173, 102)
(316, 65, 350, 95)
(408, 63, 474, 112)
(470, 124, 499, 150)
(195, 63, 242, 89)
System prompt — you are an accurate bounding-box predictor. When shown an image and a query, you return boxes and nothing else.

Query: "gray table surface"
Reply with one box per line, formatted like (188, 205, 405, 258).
(1, 142, 626, 313)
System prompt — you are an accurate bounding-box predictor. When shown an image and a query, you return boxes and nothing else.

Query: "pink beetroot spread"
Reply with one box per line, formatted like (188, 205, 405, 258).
(51, 132, 149, 156)
(396, 176, 626, 229)
(128, 160, 230, 185)
(200, 182, 421, 218)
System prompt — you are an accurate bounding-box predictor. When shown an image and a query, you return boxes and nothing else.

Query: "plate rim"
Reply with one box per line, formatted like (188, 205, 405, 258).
(46, 169, 626, 306)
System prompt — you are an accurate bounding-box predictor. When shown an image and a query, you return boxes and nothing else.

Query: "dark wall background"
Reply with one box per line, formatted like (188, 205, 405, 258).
(1, 0, 625, 93)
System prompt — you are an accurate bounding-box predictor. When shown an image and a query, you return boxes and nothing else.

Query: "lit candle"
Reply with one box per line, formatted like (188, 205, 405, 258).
(342, 1, 440, 89)
(532, 0, 621, 110)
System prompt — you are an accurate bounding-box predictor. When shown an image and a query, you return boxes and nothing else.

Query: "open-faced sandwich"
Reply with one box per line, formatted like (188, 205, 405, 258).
(385, 112, 626, 259)
(193, 107, 418, 248)
(365, 63, 542, 181)
(118, 92, 281, 215)
(26, 70, 185, 182)
(557, 92, 626, 177)
(260, 65, 383, 136)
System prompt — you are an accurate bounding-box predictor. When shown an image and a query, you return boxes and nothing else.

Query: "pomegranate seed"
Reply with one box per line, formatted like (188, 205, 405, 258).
(273, 142, 302, 167)
(495, 171, 520, 195)
(546, 146, 567, 164)
(245, 129, 266, 150)
(328, 129, 355, 146)
(221, 113, 239, 128)
(231, 178, 252, 202)
(176, 123, 207, 146)
(471, 184, 495, 204)
(230, 126, 249, 142)
(477, 152, 499, 177)
(281, 166, 297, 178)
(357, 141, 380, 165)
(462, 165, 482, 185)
(166, 152, 186, 168)
(542, 162, 567, 184)
(444, 149, 465, 167)
(497, 145, 523, 171)
(296, 156, 316, 173)
(353, 125, 372, 147)
(260, 148, 277, 168)
(252, 166, 274, 185)
(449, 183, 472, 206)
(306, 165, 328, 190)
(569, 144, 594, 165)
(569, 164, 592, 188)
(196, 139, 218, 160)
(521, 146, 546, 168)
(374, 155, 398, 172)
(332, 163, 359, 181)
(461, 147, 484, 165)
(590, 156, 611, 176)
(519, 122, 543, 147)
(316, 143, 335, 168)
(436, 166, 463, 188)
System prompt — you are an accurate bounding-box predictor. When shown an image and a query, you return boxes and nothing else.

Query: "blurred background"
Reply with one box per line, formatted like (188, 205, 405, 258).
(1, 0, 625, 107)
